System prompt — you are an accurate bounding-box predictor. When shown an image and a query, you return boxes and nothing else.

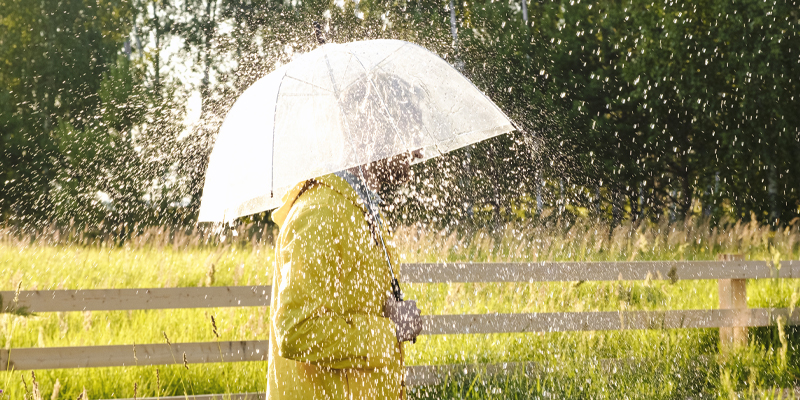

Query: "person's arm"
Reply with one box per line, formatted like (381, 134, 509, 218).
(273, 205, 399, 369)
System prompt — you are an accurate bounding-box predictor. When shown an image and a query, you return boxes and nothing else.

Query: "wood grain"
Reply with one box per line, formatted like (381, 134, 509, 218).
(420, 308, 800, 335)
(2, 261, 798, 313)
(4, 308, 797, 371)
(0, 340, 269, 371)
(400, 260, 799, 283)
(0, 286, 271, 313)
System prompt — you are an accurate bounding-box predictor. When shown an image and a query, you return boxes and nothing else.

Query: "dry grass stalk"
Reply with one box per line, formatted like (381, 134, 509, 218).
(205, 263, 216, 287)
(257, 306, 267, 336)
(156, 368, 160, 400)
(0, 221, 276, 251)
(57, 312, 67, 337)
(0, 316, 7, 349)
(21, 374, 29, 400)
(211, 315, 220, 338)
(82, 311, 92, 332)
(777, 315, 788, 370)
(13, 280, 22, 305)
(30, 372, 41, 400)
(37, 327, 44, 348)
(10, 272, 23, 295)
(243, 313, 255, 338)
(4, 316, 14, 350)
(50, 379, 60, 400)
(394, 216, 800, 263)
(233, 263, 244, 286)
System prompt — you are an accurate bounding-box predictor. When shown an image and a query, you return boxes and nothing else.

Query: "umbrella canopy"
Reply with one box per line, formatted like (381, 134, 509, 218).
(198, 39, 514, 223)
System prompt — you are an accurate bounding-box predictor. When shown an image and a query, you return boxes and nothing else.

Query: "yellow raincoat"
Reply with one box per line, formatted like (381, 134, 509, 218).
(267, 173, 404, 400)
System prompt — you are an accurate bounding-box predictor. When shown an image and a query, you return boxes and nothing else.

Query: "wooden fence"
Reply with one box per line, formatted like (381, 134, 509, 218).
(2, 258, 799, 398)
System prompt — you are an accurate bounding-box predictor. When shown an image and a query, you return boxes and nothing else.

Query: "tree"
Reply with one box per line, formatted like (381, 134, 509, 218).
(0, 0, 132, 226)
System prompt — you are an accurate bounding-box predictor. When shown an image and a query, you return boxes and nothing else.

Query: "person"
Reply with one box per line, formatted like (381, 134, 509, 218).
(267, 150, 425, 400)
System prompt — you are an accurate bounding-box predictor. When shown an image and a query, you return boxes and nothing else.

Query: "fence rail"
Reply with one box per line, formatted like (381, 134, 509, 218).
(3, 260, 797, 313)
(4, 308, 797, 371)
(400, 260, 800, 283)
(1, 341, 268, 371)
(1, 286, 271, 313)
(421, 307, 798, 335)
(2, 259, 798, 394)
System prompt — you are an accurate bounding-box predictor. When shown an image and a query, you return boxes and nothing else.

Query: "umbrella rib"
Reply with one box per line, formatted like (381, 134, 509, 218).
(349, 55, 411, 154)
(358, 43, 444, 156)
(409, 42, 517, 154)
(283, 74, 335, 94)
(270, 66, 292, 198)
(342, 44, 444, 159)
(373, 65, 444, 159)
(402, 79, 445, 158)
(337, 43, 407, 94)
(322, 52, 361, 170)
(338, 54, 355, 94)
(366, 42, 407, 73)
(412, 40, 517, 132)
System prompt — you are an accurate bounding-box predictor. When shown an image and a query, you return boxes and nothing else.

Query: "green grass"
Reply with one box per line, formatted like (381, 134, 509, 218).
(2, 218, 799, 399)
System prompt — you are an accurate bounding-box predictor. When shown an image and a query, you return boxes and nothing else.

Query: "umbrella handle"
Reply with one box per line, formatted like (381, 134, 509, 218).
(391, 277, 403, 302)
(391, 277, 415, 344)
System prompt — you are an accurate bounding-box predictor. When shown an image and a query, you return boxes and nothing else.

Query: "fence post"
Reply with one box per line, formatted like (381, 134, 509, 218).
(717, 254, 747, 349)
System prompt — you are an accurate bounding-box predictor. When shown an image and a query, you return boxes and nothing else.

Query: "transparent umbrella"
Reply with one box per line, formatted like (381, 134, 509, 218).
(198, 39, 515, 223)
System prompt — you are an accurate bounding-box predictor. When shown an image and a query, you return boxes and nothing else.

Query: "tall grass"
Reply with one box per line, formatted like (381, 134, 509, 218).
(1, 217, 799, 399)
(393, 216, 797, 264)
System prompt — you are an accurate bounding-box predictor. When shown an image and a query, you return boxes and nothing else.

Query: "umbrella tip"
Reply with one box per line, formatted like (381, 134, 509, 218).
(313, 21, 326, 45)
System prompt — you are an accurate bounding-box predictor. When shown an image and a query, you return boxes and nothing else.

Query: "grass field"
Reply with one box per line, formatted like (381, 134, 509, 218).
(1, 218, 799, 399)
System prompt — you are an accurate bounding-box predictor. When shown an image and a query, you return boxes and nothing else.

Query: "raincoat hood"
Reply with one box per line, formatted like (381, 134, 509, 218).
(271, 173, 368, 228)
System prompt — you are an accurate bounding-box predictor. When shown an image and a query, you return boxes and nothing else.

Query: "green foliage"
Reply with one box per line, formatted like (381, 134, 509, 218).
(0, 0, 132, 223)
(1, 0, 799, 231)
(0, 0, 188, 232)
(382, 0, 800, 229)
(488, 0, 800, 225)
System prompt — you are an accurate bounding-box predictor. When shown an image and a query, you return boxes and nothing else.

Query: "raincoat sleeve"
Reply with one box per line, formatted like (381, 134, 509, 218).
(273, 205, 399, 369)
